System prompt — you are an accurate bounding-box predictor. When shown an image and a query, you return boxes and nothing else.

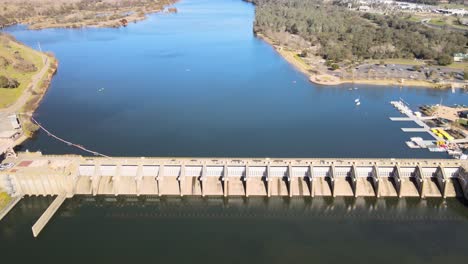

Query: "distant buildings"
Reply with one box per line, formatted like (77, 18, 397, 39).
(350, 0, 468, 16)
(453, 53, 468, 62)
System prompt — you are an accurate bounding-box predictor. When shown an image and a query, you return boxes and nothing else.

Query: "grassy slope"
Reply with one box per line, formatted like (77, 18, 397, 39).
(0, 36, 44, 108)
(0, 191, 12, 211)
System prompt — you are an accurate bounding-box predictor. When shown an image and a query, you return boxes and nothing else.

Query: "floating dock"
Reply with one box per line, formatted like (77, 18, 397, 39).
(390, 100, 468, 158)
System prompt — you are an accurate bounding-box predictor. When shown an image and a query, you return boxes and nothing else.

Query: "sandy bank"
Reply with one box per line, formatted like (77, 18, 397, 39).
(256, 33, 463, 89)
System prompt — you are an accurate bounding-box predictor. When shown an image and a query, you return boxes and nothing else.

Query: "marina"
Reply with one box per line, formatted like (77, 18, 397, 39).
(390, 100, 468, 159)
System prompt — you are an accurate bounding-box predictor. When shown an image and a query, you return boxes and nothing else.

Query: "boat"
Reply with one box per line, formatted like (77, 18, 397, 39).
(354, 98, 360, 103)
(354, 87, 358, 90)
(406, 141, 420, 149)
(355, 101, 361, 106)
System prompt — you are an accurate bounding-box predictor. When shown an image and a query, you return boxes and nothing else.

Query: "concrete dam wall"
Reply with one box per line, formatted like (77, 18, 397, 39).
(1, 152, 467, 199)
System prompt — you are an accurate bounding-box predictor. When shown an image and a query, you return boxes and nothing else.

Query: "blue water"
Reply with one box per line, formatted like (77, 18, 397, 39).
(2, 1, 468, 263)
(3, 0, 467, 158)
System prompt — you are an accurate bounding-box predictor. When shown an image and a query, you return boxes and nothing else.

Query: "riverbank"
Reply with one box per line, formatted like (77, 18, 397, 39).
(0, 33, 58, 137)
(0, 0, 178, 30)
(256, 33, 462, 88)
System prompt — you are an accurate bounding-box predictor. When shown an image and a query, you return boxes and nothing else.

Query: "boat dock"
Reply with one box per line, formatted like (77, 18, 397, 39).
(390, 100, 468, 157)
(0, 152, 467, 236)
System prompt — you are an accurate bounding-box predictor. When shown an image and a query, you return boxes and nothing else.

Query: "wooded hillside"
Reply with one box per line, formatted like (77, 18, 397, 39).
(253, 0, 467, 65)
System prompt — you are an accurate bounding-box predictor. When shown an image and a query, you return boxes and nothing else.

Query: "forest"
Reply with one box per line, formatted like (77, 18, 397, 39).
(252, 0, 467, 65)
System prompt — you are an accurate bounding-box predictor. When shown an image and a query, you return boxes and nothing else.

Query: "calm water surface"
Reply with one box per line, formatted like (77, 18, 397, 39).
(1, 196, 468, 264)
(2, 1, 468, 263)
(4, 0, 467, 158)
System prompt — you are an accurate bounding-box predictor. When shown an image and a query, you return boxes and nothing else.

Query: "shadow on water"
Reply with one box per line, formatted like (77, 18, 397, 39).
(9, 195, 461, 221)
(1, 195, 468, 264)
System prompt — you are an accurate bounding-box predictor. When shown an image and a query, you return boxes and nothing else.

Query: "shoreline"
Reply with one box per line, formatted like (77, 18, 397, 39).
(2, 1, 179, 31)
(0, 44, 58, 138)
(21, 55, 58, 136)
(256, 33, 464, 89)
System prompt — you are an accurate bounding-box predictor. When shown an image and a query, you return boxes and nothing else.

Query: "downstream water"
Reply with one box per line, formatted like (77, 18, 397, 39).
(4, 0, 467, 158)
(1, 196, 468, 264)
(2, 0, 468, 263)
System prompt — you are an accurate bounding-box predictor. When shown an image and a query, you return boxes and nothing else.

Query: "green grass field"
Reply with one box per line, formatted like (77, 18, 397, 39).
(0, 191, 12, 211)
(0, 35, 44, 108)
(446, 62, 468, 70)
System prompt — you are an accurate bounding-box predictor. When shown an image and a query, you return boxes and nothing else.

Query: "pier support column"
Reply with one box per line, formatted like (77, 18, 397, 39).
(458, 166, 468, 201)
(351, 165, 358, 198)
(436, 166, 447, 198)
(38, 174, 47, 196)
(67, 165, 79, 198)
(45, 174, 54, 195)
(10, 175, 23, 197)
(157, 165, 164, 197)
(288, 165, 293, 197)
(200, 165, 206, 197)
(91, 164, 101, 196)
(267, 165, 271, 197)
(178, 164, 185, 197)
(309, 165, 314, 197)
(372, 165, 380, 197)
(415, 166, 424, 198)
(135, 165, 143, 196)
(330, 165, 336, 198)
(113, 165, 121, 196)
(245, 165, 249, 198)
(394, 165, 402, 198)
(223, 165, 228, 197)
(28, 174, 37, 196)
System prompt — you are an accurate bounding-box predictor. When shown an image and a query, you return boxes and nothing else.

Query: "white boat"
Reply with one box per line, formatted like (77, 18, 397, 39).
(354, 98, 360, 103)
(428, 146, 446, 152)
(406, 141, 420, 149)
(355, 101, 361, 106)
(354, 87, 358, 90)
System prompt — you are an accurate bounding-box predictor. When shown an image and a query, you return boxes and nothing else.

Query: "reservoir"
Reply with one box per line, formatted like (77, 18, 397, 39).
(4, 0, 467, 158)
(1, 0, 468, 263)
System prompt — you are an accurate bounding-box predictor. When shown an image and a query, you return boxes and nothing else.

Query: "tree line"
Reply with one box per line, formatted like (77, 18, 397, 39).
(252, 0, 467, 65)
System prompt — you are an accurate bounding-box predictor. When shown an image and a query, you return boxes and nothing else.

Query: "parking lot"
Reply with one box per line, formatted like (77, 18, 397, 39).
(329, 63, 466, 83)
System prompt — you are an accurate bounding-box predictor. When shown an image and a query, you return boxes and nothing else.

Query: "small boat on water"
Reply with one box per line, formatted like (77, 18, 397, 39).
(354, 98, 360, 103)
(348, 88, 353, 91)
(355, 101, 361, 106)
(354, 87, 358, 90)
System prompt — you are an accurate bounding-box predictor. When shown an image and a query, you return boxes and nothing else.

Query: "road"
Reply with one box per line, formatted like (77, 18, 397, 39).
(421, 18, 468, 33)
(0, 54, 50, 117)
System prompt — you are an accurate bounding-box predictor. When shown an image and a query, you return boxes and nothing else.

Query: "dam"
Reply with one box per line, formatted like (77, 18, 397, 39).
(1, 152, 467, 236)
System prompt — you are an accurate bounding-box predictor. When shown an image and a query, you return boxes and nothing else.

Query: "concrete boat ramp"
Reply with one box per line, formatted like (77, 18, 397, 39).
(0, 152, 467, 237)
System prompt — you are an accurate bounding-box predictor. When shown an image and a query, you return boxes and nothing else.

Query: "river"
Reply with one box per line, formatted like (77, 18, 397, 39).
(1, 0, 468, 262)
(3, 0, 467, 158)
